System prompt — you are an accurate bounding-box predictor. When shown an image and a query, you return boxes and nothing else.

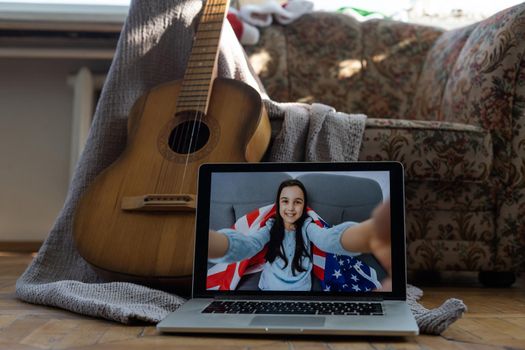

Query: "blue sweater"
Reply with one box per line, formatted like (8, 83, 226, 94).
(209, 218, 359, 291)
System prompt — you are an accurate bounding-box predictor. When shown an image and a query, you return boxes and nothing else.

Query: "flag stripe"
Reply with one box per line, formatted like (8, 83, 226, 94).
(246, 209, 260, 227)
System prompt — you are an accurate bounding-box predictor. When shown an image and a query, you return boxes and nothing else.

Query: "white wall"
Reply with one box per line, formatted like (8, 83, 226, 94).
(0, 57, 111, 241)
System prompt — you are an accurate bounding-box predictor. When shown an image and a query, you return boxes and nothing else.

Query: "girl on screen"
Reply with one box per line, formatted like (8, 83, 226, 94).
(208, 179, 391, 291)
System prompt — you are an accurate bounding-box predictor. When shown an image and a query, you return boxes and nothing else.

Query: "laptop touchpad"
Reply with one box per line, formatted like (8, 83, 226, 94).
(250, 316, 325, 327)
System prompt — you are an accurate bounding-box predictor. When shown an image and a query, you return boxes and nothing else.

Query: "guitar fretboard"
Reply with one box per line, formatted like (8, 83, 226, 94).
(177, 0, 228, 113)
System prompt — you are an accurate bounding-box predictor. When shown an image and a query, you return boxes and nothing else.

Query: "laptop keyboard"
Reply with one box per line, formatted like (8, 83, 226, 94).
(202, 301, 383, 315)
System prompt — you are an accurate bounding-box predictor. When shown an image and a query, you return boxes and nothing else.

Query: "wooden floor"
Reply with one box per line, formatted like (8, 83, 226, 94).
(1, 252, 524, 350)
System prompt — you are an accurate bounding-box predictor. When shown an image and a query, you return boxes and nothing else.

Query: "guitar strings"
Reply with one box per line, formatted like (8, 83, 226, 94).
(173, 3, 201, 172)
(179, 0, 223, 194)
(180, 0, 216, 192)
(178, 0, 207, 166)
(189, 0, 217, 158)
(191, 0, 224, 161)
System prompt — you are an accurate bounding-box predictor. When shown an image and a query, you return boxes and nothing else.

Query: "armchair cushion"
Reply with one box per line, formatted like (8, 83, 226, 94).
(246, 13, 443, 117)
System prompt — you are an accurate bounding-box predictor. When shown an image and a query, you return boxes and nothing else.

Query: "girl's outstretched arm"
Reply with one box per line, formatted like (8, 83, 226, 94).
(207, 220, 273, 263)
(208, 230, 229, 259)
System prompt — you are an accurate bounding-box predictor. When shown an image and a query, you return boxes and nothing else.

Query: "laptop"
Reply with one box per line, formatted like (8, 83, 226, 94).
(157, 161, 418, 336)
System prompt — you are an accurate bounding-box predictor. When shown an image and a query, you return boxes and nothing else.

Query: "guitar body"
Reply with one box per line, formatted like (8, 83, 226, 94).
(73, 77, 271, 284)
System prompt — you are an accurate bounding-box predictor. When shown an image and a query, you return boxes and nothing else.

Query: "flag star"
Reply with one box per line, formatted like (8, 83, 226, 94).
(332, 269, 342, 279)
(354, 260, 363, 268)
(352, 284, 361, 292)
(350, 274, 359, 282)
(324, 285, 331, 292)
(365, 287, 371, 292)
(342, 284, 348, 288)
(339, 259, 344, 266)
(346, 258, 351, 264)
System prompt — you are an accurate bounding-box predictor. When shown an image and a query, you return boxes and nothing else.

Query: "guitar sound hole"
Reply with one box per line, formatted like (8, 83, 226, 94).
(168, 120, 210, 154)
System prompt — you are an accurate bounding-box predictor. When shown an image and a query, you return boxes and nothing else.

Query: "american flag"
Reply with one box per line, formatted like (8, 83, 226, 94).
(321, 254, 382, 292)
(206, 204, 381, 291)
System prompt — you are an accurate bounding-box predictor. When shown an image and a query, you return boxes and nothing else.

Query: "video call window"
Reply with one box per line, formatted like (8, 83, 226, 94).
(206, 171, 391, 293)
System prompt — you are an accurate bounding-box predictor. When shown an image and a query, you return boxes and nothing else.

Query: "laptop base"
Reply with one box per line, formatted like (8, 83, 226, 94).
(157, 299, 419, 336)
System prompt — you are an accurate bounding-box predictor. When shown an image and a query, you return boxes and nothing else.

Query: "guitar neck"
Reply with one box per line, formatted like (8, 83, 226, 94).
(177, 0, 230, 114)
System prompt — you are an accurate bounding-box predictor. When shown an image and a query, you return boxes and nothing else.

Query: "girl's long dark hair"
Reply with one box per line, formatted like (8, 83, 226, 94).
(265, 179, 311, 276)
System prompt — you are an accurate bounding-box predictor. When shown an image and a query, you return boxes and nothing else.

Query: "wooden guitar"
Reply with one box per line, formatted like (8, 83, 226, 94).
(73, 0, 271, 288)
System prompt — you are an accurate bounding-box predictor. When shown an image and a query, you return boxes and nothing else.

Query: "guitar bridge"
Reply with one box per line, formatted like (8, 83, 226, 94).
(121, 194, 196, 211)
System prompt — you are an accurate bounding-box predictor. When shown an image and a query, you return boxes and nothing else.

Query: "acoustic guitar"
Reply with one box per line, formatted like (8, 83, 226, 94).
(73, 0, 271, 289)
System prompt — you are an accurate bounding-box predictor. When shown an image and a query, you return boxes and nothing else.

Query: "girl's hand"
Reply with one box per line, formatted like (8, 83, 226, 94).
(369, 200, 392, 291)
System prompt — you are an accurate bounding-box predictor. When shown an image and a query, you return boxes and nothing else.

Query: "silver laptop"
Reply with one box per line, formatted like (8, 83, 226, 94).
(157, 161, 418, 336)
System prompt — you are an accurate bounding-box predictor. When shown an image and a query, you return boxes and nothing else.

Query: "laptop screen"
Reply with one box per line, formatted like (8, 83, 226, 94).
(193, 162, 406, 300)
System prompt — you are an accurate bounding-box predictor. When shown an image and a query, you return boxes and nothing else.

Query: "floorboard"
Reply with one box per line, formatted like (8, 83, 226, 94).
(1, 253, 524, 350)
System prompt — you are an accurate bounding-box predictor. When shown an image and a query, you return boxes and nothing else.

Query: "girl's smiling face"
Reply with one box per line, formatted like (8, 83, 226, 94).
(279, 185, 305, 231)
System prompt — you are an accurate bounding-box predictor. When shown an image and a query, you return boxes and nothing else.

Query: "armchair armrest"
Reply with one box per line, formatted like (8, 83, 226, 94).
(359, 118, 492, 182)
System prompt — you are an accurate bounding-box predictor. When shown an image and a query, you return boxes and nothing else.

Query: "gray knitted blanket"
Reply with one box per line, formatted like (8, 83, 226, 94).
(15, 0, 466, 335)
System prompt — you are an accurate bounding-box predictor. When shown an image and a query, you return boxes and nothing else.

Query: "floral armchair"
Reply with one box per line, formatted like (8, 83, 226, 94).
(245, 3, 525, 285)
